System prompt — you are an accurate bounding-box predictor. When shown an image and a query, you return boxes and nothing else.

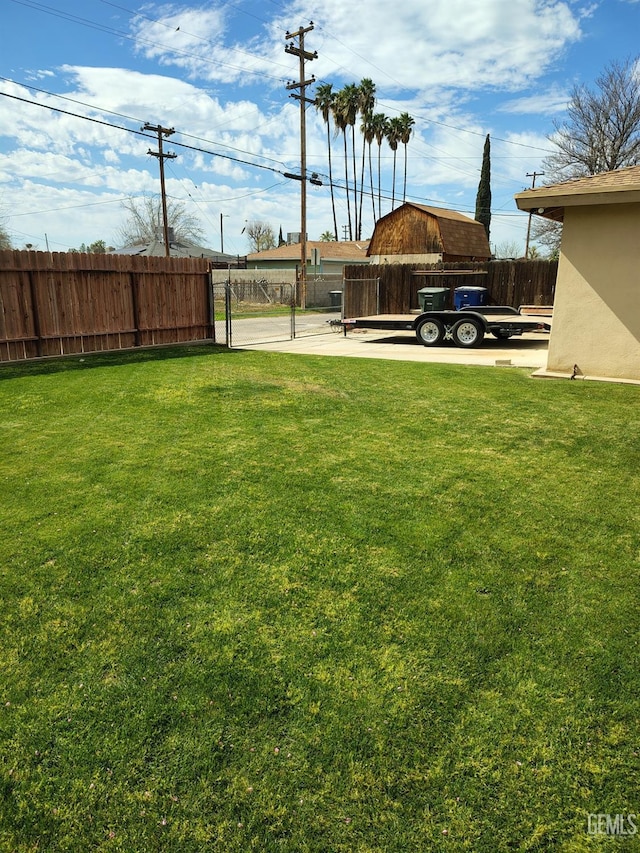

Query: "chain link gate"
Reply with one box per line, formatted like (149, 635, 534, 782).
(211, 278, 342, 348)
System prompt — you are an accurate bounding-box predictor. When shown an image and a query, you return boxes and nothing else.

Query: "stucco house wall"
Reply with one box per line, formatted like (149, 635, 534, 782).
(515, 165, 640, 383)
(547, 203, 640, 380)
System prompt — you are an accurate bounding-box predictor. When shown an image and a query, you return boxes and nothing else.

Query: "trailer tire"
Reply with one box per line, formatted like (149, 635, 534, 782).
(452, 318, 484, 347)
(416, 317, 445, 346)
(493, 330, 512, 340)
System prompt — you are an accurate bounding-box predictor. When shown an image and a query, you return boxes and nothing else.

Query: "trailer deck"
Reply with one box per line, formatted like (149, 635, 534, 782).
(343, 307, 551, 348)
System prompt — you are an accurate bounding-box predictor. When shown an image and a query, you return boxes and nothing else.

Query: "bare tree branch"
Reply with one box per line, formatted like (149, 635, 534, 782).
(534, 56, 640, 257)
(547, 57, 640, 181)
(245, 220, 275, 253)
(116, 195, 205, 247)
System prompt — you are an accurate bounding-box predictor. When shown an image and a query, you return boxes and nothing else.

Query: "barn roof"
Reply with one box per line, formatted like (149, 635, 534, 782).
(514, 164, 640, 222)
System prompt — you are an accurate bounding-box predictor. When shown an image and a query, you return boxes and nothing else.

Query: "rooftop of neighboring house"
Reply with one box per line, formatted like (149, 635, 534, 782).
(247, 240, 370, 263)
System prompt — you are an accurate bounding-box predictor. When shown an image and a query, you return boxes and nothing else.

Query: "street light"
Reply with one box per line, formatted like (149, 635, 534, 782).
(220, 213, 229, 253)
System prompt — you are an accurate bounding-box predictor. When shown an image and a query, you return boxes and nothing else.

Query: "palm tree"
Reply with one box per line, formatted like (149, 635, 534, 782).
(343, 84, 360, 239)
(370, 113, 388, 219)
(356, 78, 376, 239)
(397, 112, 415, 204)
(386, 117, 403, 210)
(332, 89, 352, 240)
(333, 84, 359, 240)
(362, 113, 377, 232)
(314, 83, 339, 241)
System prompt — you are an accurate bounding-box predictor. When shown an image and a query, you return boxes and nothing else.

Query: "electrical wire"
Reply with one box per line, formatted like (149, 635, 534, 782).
(8, 0, 290, 84)
(0, 88, 298, 178)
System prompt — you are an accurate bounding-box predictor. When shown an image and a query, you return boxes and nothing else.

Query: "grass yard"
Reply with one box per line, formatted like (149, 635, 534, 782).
(1, 345, 639, 852)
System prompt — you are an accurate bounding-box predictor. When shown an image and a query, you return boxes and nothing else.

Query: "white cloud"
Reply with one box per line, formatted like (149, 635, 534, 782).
(499, 87, 570, 115)
(128, 0, 584, 98)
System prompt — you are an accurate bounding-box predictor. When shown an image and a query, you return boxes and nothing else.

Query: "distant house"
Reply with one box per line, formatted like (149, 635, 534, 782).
(515, 165, 640, 383)
(367, 203, 491, 264)
(247, 239, 370, 276)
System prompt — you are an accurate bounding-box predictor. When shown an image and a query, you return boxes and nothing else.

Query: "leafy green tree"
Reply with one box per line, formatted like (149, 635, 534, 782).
(69, 240, 108, 254)
(475, 134, 491, 242)
(319, 231, 336, 241)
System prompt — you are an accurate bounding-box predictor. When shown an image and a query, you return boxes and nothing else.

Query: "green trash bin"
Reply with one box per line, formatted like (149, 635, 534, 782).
(417, 287, 448, 312)
(329, 290, 342, 308)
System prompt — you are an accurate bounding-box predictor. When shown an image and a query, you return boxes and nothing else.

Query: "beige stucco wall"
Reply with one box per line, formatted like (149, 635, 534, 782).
(546, 202, 640, 381)
(367, 253, 443, 265)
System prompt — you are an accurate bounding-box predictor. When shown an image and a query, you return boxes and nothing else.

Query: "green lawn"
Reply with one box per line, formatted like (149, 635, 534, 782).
(1, 345, 638, 852)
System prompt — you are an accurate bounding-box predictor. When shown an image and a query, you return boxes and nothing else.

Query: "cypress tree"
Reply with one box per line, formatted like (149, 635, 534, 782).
(475, 133, 491, 243)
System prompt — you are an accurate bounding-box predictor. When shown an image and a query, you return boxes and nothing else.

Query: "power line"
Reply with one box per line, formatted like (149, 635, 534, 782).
(0, 88, 298, 178)
(8, 0, 290, 85)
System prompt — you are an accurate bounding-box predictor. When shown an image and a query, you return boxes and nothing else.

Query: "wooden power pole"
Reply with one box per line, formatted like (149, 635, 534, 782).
(285, 23, 317, 310)
(143, 123, 177, 257)
(524, 170, 544, 259)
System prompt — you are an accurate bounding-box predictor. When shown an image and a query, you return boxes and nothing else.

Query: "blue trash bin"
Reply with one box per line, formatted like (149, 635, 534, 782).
(454, 286, 487, 310)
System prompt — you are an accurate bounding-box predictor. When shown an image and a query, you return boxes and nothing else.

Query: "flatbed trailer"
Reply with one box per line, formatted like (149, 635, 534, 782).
(342, 306, 552, 349)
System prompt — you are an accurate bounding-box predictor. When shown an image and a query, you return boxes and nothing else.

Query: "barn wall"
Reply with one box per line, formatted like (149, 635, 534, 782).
(367, 207, 443, 256)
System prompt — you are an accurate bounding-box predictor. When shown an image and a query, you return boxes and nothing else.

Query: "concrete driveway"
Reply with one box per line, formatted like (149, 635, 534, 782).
(240, 326, 550, 370)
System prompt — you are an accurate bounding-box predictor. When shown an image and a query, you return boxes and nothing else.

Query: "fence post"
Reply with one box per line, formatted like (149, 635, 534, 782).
(291, 284, 296, 339)
(207, 272, 215, 343)
(225, 281, 232, 347)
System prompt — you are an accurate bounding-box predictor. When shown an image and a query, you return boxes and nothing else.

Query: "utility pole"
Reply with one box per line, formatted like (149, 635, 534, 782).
(143, 123, 177, 257)
(524, 170, 544, 259)
(285, 22, 317, 310)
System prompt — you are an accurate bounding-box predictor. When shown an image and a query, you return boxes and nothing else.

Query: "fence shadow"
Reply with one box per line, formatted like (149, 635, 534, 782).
(0, 342, 239, 380)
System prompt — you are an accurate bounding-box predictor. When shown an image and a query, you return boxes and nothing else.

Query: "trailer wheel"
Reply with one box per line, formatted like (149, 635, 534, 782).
(452, 318, 483, 347)
(416, 317, 445, 346)
(493, 330, 512, 340)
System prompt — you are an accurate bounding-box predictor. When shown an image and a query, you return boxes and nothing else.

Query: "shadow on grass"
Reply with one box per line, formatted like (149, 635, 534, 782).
(0, 342, 247, 380)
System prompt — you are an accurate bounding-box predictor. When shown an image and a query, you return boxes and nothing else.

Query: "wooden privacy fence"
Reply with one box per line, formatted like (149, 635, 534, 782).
(342, 260, 558, 318)
(0, 250, 213, 362)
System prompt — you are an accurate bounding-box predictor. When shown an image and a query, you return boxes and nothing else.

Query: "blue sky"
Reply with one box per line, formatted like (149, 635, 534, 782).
(1, 0, 640, 256)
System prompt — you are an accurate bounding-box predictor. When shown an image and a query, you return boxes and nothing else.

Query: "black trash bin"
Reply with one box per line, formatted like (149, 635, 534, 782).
(454, 286, 487, 310)
(417, 287, 448, 312)
(329, 290, 342, 308)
